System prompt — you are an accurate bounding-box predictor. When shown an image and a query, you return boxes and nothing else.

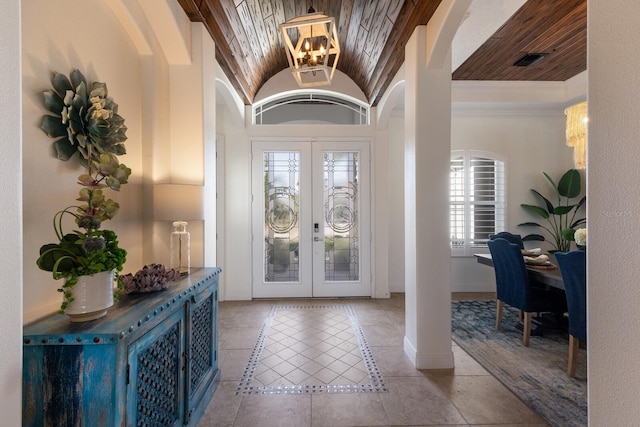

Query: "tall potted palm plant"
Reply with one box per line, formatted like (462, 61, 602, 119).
(519, 169, 586, 253)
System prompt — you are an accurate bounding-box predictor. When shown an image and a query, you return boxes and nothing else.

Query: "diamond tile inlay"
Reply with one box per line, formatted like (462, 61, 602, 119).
(236, 305, 387, 395)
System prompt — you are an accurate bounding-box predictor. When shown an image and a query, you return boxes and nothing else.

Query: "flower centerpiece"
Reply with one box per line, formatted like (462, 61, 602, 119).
(36, 69, 131, 318)
(574, 228, 587, 249)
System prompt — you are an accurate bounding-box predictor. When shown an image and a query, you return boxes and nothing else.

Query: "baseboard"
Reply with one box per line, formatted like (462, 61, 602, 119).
(403, 336, 455, 369)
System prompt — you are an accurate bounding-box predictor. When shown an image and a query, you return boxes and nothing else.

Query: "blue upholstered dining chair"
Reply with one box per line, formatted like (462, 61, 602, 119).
(555, 250, 587, 377)
(487, 238, 568, 346)
(489, 231, 524, 249)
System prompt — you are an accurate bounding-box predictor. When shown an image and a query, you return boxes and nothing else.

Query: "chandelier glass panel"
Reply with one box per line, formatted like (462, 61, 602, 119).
(565, 101, 588, 169)
(279, 7, 340, 87)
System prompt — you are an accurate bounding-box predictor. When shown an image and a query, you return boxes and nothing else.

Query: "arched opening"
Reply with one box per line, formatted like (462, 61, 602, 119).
(253, 90, 369, 125)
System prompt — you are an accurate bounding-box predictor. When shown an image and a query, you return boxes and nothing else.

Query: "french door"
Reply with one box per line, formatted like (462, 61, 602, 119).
(251, 140, 371, 298)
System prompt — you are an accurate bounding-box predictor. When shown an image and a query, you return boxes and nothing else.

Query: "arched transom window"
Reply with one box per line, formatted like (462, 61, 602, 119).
(253, 91, 369, 125)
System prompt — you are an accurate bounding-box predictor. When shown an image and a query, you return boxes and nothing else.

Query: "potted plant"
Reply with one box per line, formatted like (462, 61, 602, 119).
(36, 69, 131, 320)
(518, 169, 586, 253)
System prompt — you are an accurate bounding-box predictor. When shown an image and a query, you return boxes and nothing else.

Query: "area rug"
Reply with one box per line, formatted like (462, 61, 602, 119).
(236, 304, 386, 395)
(451, 300, 587, 427)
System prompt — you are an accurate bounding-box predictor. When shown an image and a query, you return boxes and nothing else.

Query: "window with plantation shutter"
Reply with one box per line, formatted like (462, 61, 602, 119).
(450, 151, 505, 256)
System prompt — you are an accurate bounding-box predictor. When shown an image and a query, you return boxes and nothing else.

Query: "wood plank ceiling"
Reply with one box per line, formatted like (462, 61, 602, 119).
(453, 0, 587, 81)
(177, 0, 586, 106)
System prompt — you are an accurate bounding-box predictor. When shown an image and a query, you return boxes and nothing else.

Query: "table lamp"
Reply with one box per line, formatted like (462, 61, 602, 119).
(153, 184, 204, 275)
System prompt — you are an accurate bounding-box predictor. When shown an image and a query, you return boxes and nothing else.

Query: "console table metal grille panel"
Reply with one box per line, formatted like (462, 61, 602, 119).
(131, 312, 183, 427)
(190, 293, 214, 393)
(22, 268, 221, 427)
(185, 289, 217, 423)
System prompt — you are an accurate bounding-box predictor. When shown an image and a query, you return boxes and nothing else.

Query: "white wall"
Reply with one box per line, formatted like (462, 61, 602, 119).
(588, 1, 640, 424)
(216, 105, 253, 300)
(255, 68, 368, 105)
(151, 23, 216, 269)
(0, 1, 23, 424)
(387, 113, 406, 292)
(387, 108, 575, 292)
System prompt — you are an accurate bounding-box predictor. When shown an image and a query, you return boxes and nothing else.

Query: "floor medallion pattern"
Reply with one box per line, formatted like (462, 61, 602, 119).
(235, 304, 386, 395)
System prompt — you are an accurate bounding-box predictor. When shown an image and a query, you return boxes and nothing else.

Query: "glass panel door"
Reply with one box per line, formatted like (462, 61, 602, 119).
(252, 141, 312, 298)
(312, 141, 370, 297)
(252, 140, 370, 298)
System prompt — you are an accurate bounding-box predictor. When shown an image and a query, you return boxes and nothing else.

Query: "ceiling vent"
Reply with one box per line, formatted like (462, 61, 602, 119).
(513, 53, 545, 67)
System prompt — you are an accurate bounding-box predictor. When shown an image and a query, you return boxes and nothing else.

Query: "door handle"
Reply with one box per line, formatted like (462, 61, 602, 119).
(314, 237, 324, 242)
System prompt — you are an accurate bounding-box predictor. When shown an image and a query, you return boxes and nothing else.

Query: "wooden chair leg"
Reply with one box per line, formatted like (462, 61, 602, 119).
(523, 312, 531, 347)
(518, 310, 523, 322)
(496, 300, 503, 330)
(568, 335, 579, 377)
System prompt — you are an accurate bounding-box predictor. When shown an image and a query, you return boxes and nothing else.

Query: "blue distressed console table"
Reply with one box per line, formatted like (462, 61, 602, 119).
(23, 267, 221, 426)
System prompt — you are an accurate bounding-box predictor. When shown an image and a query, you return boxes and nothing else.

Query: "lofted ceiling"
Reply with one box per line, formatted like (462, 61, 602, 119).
(177, 0, 586, 107)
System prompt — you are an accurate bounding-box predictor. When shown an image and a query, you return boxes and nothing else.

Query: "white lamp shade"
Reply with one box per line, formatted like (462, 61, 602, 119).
(153, 184, 204, 221)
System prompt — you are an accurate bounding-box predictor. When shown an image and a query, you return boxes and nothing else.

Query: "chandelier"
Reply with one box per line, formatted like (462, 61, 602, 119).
(565, 101, 588, 169)
(279, 5, 340, 87)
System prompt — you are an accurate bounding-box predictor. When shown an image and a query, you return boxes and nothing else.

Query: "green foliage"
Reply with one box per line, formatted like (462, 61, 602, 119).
(37, 229, 127, 277)
(37, 228, 127, 312)
(519, 169, 586, 252)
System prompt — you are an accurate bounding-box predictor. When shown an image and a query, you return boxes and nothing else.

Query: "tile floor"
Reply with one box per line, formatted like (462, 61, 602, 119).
(199, 293, 549, 427)
(235, 304, 386, 395)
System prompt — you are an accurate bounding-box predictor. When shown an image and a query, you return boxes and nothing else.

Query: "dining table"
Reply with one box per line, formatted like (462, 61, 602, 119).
(474, 253, 565, 290)
(475, 253, 566, 335)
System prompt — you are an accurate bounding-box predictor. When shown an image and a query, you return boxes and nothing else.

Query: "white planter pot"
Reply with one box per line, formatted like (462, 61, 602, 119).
(65, 270, 115, 322)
